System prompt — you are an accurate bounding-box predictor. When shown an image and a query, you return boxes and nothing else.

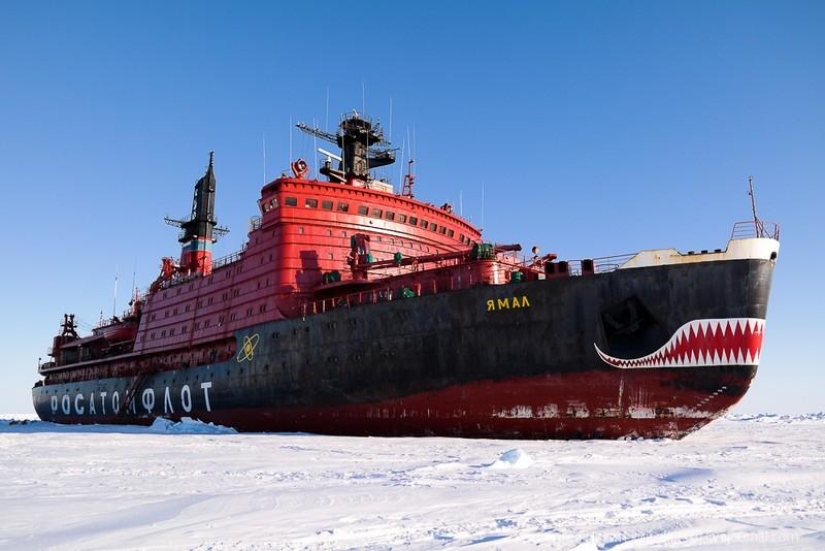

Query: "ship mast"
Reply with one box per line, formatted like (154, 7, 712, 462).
(748, 175, 765, 238)
(164, 152, 229, 276)
(297, 112, 396, 184)
(401, 157, 415, 198)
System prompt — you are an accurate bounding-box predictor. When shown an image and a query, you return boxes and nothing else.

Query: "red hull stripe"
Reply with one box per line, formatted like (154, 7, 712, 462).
(594, 318, 765, 369)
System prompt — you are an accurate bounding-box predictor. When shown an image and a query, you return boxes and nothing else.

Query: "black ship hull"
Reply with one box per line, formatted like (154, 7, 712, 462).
(33, 256, 775, 439)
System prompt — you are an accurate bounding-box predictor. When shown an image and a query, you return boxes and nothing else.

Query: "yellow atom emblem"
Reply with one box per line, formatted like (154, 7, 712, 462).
(236, 333, 260, 363)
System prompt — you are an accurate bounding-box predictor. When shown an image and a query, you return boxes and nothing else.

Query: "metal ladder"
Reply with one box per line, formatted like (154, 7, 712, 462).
(120, 372, 150, 415)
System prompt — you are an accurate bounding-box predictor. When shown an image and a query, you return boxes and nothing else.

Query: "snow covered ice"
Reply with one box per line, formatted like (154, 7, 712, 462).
(1, 414, 824, 550)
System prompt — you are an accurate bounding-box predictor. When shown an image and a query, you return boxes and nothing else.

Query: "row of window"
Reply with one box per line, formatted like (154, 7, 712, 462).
(145, 304, 268, 341)
(159, 264, 245, 299)
(261, 195, 473, 245)
(263, 196, 348, 212)
(151, 287, 251, 321)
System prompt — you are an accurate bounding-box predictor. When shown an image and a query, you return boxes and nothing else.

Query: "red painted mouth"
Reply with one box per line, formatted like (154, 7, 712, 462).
(595, 318, 765, 369)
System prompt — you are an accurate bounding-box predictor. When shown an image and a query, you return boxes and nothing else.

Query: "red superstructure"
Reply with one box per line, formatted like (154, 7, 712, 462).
(135, 171, 486, 354)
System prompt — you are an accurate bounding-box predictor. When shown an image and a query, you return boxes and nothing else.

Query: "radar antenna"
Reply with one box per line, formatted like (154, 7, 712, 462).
(297, 113, 396, 183)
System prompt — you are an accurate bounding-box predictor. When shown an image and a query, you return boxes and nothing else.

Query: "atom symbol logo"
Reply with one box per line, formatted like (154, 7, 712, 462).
(236, 333, 260, 363)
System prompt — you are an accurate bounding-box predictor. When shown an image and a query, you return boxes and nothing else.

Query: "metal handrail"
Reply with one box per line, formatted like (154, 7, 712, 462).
(731, 220, 780, 241)
(213, 249, 244, 270)
(302, 287, 404, 318)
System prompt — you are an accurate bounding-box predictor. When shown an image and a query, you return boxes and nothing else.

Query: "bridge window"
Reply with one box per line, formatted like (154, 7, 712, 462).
(420, 220, 429, 229)
(358, 205, 369, 215)
(322, 200, 333, 210)
(385, 211, 395, 221)
(371, 208, 382, 218)
(430, 224, 438, 232)
(440, 227, 447, 235)
(409, 216, 418, 225)
(285, 197, 298, 207)
(447, 229, 454, 238)
(270, 198, 278, 209)
(305, 198, 318, 208)
(337, 202, 349, 212)
(398, 214, 407, 223)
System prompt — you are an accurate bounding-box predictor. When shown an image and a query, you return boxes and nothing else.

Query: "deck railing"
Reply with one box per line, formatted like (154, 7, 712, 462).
(302, 287, 418, 318)
(212, 249, 245, 270)
(731, 220, 780, 241)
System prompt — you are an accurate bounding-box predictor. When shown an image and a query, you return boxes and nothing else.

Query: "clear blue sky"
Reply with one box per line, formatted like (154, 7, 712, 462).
(1, 1, 822, 414)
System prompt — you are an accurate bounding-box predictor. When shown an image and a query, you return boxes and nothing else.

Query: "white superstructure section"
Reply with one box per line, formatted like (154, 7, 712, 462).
(620, 236, 779, 270)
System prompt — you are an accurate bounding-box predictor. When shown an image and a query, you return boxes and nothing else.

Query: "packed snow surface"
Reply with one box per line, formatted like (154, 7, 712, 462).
(1, 414, 824, 550)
